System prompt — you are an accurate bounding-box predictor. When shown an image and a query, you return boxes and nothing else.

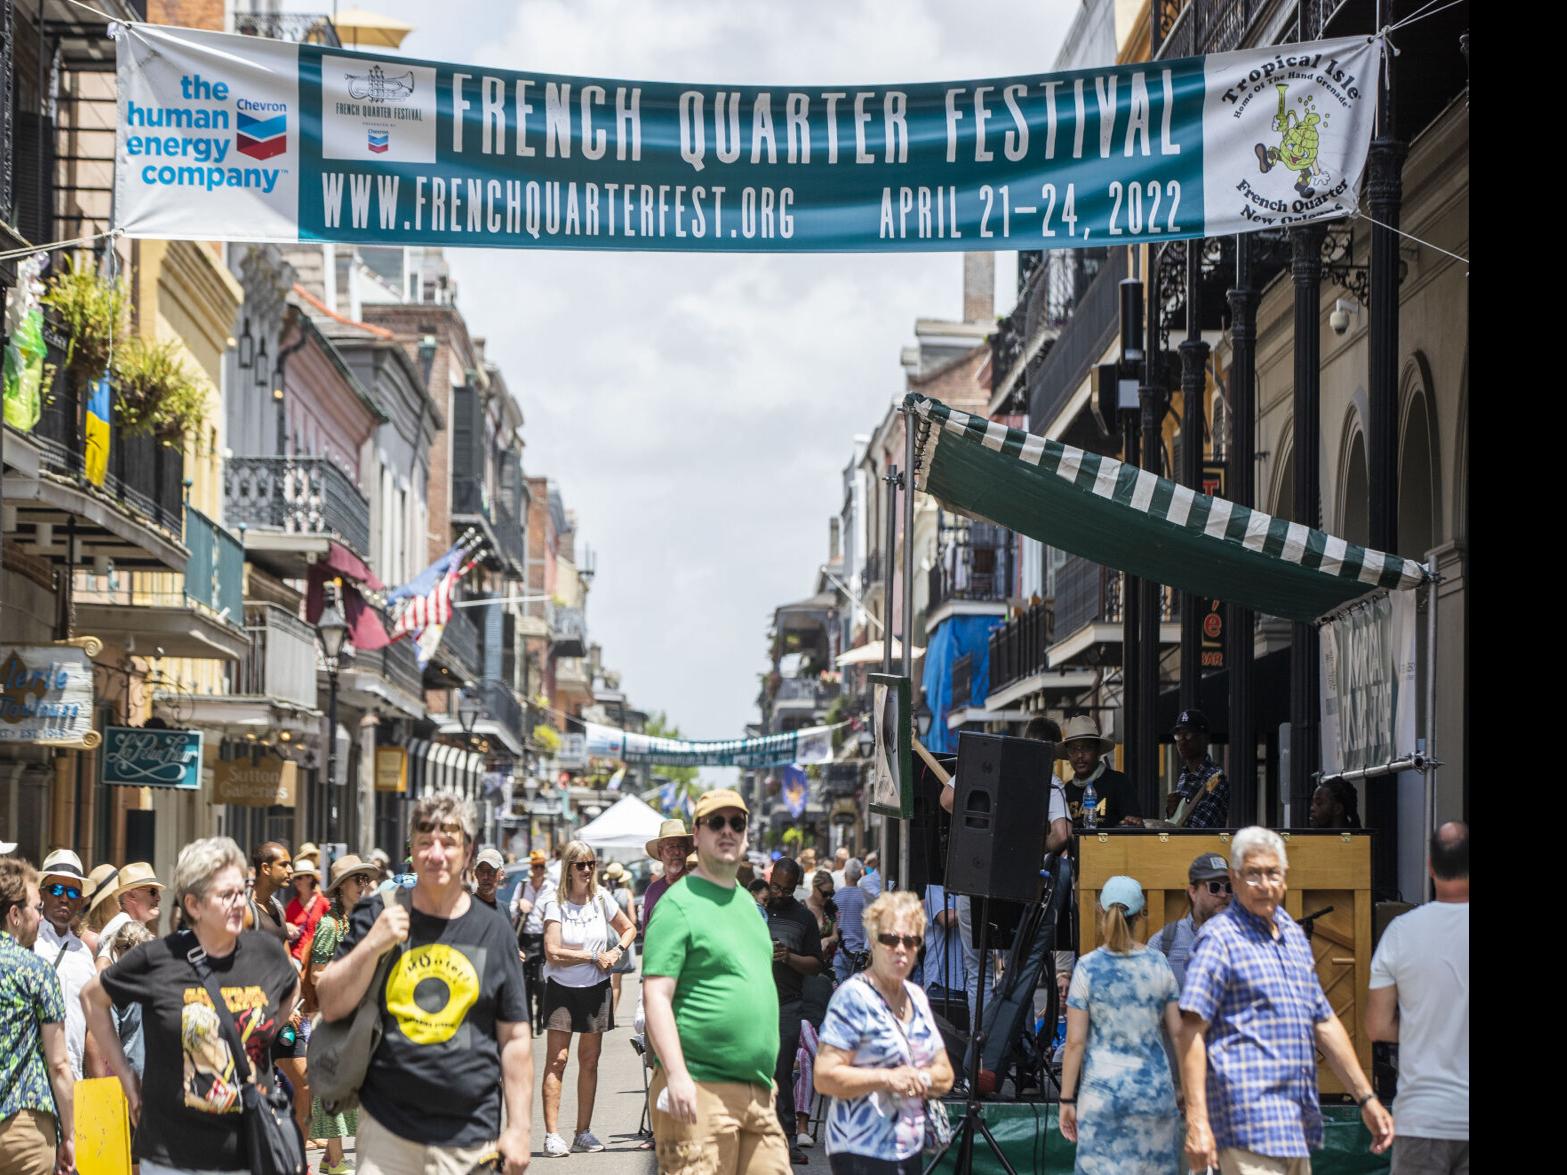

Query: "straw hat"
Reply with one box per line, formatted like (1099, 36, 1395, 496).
(89, 861, 162, 916)
(292, 860, 321, 882)
(528, 849, 548, 866)
(296, 842, 321, 865)
(326, 854, 379, 895)
(39, 849, 86, 886)
(644, 819, 693, 859)
(1060, 715, 1114, 753)
(85, 863, 120, 901)
(604, 862, 627, 882)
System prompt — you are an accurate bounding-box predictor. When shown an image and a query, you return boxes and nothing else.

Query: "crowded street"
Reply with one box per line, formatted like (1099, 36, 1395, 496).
(2, 1, 1467, 1174)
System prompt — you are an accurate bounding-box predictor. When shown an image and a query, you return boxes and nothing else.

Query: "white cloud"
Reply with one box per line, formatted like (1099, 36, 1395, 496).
(286, 0, 1075, 755)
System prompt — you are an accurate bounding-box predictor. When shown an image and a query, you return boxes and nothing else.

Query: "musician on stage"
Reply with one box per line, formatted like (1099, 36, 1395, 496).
(1166, 710, 1230, 830)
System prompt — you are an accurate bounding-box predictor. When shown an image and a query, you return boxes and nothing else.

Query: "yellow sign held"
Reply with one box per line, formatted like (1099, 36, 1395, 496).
(74, 1076, 132, 1175)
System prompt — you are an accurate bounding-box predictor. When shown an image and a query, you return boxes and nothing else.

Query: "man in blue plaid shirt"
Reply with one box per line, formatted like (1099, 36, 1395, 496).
(1177, 827, 1393, 1174)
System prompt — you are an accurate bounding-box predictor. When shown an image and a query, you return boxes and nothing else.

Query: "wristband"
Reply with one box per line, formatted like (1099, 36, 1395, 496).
(1357, 1092, 1377, 1109)
(1059, 1097, 1076, 1105)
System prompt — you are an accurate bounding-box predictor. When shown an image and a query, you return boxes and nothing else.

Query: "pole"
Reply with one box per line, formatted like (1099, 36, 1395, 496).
(326, 662, 340, 843)
(900, 414, 916, 890)
(1137, 250, 1167, 819)
(1120, 413, 1140, 784)
(1226, 234, 1257, 828)
(880, 462, 899, 875)
(1366, 0, 1406, 896)
(1289, 223, 1326, 827)
(1179, 241, 1208, 713)
(1423, 575, 1437, 901)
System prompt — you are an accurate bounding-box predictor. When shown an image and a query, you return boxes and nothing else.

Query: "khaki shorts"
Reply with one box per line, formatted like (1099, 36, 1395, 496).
(356, 1109, 500, 1175)
(1218, 1148, 1311, 1175)
(0, 1109, 56, 1175)
(649, 1068, 791, 1175)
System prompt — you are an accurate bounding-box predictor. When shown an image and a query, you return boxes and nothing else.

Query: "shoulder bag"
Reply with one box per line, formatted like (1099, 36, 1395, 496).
(306, 886, 411, 1113)
(857, 975, 952, 1150)
(182, 934, 306, 1175)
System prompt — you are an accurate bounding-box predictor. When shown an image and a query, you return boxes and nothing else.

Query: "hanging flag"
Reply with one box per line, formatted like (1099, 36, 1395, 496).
(2, 254, 48, 433)
(780, 764, 809, 820)
(606, 766, 626, 791)
(584, 720, 842, 768)
(658, 777, 679, 817)
(389, 540, 466, 637)
(83, 373, 112, 487)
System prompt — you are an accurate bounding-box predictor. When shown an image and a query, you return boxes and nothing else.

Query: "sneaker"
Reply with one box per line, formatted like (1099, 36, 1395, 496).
(796, 1132, 814, 1148)
(572, 1131, 606, 1153)
(543, 1133, 570, 1158)
(320, 1163, 354, 1175)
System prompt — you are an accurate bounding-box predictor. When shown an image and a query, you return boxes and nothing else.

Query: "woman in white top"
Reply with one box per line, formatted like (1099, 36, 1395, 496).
(540, 840, 636, 1158)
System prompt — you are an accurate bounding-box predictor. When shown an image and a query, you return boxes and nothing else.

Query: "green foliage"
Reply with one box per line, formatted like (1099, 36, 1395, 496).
(534, 722, 562, 753)
(113, 336, 208, 441)
(41, 255, 128, 391)
(781, 827, 804, 850)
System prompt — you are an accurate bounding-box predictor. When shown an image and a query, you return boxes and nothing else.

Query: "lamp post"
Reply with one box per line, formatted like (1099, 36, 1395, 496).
(317, 582, 349, 844)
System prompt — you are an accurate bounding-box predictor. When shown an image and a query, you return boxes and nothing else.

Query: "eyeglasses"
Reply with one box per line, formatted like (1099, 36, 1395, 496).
(572, 861, 598, 872)
(45, 884, 82, 901)
(701, 814, 748, 834)
(1240, 870, 1284, 887)
(877, 933, 921, 950)
(1203, 881, 1233, 896)
(213, 889, 247, 907)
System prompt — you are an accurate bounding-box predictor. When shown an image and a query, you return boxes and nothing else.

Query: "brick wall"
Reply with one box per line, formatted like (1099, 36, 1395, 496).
(149, 0, 225, 30)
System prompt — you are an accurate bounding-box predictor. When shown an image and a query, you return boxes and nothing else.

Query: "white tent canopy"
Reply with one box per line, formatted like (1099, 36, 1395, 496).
(574, 794, 665, 857)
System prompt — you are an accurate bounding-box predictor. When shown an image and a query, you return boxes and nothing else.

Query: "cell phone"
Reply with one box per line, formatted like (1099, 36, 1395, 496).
(656, 1087, 671, 1113)
(466, 1150, 501, 1174)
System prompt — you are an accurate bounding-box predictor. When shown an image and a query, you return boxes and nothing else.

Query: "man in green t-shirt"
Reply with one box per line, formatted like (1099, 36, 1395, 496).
(642, 788, 789, 1174)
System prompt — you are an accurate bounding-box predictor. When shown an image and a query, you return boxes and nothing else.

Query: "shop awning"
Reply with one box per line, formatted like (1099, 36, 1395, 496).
(908, 395, 1430, 623)
(835, 640, 924, 667)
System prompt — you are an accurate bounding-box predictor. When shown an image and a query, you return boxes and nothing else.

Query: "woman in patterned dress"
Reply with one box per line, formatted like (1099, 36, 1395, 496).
(1058, 874, 1183, 1175)
(307, 855, 378, 1175)
(814, 891, 955, 1175)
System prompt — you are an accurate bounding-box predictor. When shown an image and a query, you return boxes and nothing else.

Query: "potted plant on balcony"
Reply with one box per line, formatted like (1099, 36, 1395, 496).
(113, 336, 208, 443)
(40, 255, 125, 403)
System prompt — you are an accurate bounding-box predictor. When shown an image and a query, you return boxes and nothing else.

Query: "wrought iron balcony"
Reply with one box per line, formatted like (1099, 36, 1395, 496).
(1054, 556, 1176, 637)
(929, 522, 1014, 608)
(1028, 249, 1125, 434)
(773, 677, 841, 710)
(184, 507, 245, 621)
(453, 476, 527, 574)
(225, 455, 372, 557)
(988, 601, 1055, 696)
(232, 12, 342, 47)
(994, 248, 1110, 402)
(437, 604, 482, 682)
(233, 603, 319, 709)
(550, 604, 587, 658)
(951, 654, 974, 711)
(1152, 0, 1260, 61)
(377, 635, 424, 703)
(473, 677, 527, 746)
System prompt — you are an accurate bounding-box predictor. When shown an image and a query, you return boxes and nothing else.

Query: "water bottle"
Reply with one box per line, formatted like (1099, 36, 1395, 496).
(1081, 777, 1099, 828)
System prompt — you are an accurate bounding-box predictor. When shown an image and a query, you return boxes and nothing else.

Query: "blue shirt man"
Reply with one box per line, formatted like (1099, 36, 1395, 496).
(831, 860, 869, 983)
(919, 884, 964, 998)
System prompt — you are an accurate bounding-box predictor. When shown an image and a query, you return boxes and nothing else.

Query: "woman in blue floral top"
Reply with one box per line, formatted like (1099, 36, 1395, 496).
(1059, 874, 1183, 1174)
(815, 890, 955, 1175)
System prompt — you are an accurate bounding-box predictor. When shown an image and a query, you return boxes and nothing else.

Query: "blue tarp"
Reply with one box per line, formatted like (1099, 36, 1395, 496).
(921, 612, 1006, 753)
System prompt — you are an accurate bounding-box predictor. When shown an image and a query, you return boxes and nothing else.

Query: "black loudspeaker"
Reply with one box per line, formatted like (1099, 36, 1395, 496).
(945, 732, 1049, 904)
(907, 749, 955, 895)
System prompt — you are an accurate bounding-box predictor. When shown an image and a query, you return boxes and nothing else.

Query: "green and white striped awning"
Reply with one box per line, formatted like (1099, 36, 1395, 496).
(908, 395, 1428, 623)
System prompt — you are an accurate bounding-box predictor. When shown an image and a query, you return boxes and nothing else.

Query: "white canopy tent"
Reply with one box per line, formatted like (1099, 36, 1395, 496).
(574, 794, 666, 858)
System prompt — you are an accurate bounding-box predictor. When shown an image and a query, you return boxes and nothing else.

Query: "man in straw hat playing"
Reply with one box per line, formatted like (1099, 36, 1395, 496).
(641, 818, 695, 934)
(643, 790, 789, 1174)
(1061, 714, 1143, 828)
(34, 850, 104, 1081)
(91, 861, 164, 971)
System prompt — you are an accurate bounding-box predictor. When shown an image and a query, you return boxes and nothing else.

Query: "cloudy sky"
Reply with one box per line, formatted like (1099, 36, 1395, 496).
(284, 0, 1076, 778)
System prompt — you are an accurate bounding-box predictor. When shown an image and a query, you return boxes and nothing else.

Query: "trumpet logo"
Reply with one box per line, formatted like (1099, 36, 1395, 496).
(345, 64, 416, 104)
(1254, 82, 1324, 198)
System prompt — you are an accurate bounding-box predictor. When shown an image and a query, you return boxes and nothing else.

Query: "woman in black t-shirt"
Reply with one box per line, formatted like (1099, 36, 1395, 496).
(81, 836, 298, 1174)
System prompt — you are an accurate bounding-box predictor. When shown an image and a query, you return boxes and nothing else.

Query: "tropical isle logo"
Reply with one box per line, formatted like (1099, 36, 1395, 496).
(1221, 49, 1363, 227)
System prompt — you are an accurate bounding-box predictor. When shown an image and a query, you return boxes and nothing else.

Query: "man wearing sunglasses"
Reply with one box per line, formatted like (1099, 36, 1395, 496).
(32, 850, 103, 1082)
(1150, 852, 1233, 989)
(643, 789, 791, 1174)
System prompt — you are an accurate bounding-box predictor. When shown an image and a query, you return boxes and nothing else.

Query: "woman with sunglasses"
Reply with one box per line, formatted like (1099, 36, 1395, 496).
(814, 891, 954, 1175)
(806, 869, 841, 968)
(1057, 875, 1182, 1175)
(540, 840, 636, 1158)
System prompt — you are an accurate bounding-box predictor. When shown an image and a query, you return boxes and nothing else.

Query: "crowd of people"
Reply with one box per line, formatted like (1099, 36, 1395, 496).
(0, 766, 1467, 1175)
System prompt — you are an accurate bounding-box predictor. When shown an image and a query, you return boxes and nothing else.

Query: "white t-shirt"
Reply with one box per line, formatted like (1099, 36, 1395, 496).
(541, 889, 619, 988)
(514, 878, 549, 935)
(1368, 900, 1469, 1139)
(35, 921, 97, 1080)
(95, 910, 133, 960)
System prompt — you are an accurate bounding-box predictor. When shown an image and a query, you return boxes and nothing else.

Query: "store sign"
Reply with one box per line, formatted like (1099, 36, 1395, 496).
(114, 23, 1381, 255)
(557, 733, 588, 769)
(214, 755, 298, 807)
(102, 726, 203, 789)
(375, 746, 408, 794)
(0, 643, 100, 749)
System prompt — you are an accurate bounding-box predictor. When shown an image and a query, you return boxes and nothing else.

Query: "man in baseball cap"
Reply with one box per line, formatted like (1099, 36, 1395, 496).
(1149, 850, 1233, 988)
(1167, 710, 1230, 829)
(472, 847, 505, 910)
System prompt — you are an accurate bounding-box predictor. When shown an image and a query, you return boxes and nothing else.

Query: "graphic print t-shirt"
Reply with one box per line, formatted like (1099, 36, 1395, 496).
(100, 931, 296, 1170)
(338, 892, 530, 1145)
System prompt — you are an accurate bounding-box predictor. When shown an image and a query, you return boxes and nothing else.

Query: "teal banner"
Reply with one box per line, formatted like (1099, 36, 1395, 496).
(102, 725, 204, 790)
(115, 24, 1382, 253)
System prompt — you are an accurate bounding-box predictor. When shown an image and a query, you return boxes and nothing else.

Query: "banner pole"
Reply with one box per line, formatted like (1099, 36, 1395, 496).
(878, 461, 898, 872)
(899, 412, 917, 889)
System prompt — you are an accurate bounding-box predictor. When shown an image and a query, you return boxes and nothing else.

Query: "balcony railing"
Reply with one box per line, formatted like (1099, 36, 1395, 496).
(30, 321, 186, 536)
(951, 654, 973, 711)
(439, 605, 482, 680)
(774, 678, 841, 709)
(550, 604, 587, 657)
(994, 248, 1110, 398)
(376, 636, 424, 703)
(988, 602, 1055, 696)
(184, 507, 245, 621)
(929, 524, 1013, 607)
(473, 677, 527, 745)
(453, 476, 526, 573)
(1054, 557, 1177, 637)
(1028, 249, 1126, 434)
(493, 497, 527, 574)
(232, 12, 342, 47)
(1153, 0, 1260, 61)
(225, 455, 372, 556)
(234, 602, 319, 708)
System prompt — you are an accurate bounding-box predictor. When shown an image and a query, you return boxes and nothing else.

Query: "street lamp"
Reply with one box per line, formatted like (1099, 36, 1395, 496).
(254, 336, 269, 389)
(915, 694, 933, 742)
(236, 316, 254, 369)
(317, 582, 349, 842)
(457, 688, 483, 734)
(856, 725, 875, 760)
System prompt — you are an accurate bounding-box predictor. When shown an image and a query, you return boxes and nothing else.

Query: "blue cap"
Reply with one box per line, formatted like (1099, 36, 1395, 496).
(1099, 875, 1145, 916)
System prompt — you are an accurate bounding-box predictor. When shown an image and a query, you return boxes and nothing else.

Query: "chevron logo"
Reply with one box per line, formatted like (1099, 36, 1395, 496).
(236, 111, 287, 160)
(368, 129, 389, 153)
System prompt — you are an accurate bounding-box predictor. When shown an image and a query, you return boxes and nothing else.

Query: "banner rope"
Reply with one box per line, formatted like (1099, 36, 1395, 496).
(0, 229, 117, 264)
(61, 0, 128, 24)
(1351, 210, 1469, 269)
(1386, 0, 1468, 33)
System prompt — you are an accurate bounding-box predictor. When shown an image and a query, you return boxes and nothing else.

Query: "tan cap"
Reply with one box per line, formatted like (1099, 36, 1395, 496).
(692, 788, 748, 823)
(644, 819, 693, 859)
(1060, 715, 1114, 752)
(475, 848, 505, 870)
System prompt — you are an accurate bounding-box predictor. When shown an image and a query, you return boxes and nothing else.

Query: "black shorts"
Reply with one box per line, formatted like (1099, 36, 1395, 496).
(542, 978, 613, 1034)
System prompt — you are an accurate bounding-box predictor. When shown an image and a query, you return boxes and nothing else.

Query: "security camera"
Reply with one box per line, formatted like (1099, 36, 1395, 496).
(1330, 298, 1360, 336)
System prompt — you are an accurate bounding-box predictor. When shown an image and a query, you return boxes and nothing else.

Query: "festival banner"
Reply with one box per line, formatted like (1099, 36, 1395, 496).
(114, 23, 1381, 253)
(1318, 590, 1418, 775)
(584, 720, 839, 768)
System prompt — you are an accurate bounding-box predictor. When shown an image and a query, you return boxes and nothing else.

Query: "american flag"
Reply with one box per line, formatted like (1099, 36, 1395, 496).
(388, 540, 478, 638)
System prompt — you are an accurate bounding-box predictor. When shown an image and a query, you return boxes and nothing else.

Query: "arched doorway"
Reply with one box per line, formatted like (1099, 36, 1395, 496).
(1340, 429, 1369, 547)
(1398, 379, 1438, 562)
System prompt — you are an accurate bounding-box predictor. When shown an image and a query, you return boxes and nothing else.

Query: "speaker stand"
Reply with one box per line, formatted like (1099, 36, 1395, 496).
(924, 895, 1018, 1175)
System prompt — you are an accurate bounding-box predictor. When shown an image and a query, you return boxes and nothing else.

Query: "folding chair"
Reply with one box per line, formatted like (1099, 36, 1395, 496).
(629, 1033, 654, 1139)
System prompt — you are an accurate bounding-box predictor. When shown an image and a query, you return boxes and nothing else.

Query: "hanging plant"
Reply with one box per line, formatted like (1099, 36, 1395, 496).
(113, 336, 208, 442)
(534, 723, 562, 753)
(40, 254, 128, 395)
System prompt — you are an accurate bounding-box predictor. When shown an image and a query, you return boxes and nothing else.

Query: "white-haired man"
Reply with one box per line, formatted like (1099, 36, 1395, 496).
(1178, 826, 1393, 1174)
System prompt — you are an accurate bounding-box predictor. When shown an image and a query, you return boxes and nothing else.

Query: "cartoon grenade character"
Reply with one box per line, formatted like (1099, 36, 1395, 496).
(1255, 84, 1322, 198)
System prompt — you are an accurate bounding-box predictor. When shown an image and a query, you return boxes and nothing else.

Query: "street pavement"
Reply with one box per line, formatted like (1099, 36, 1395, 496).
(307, 971, 836, 1173)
